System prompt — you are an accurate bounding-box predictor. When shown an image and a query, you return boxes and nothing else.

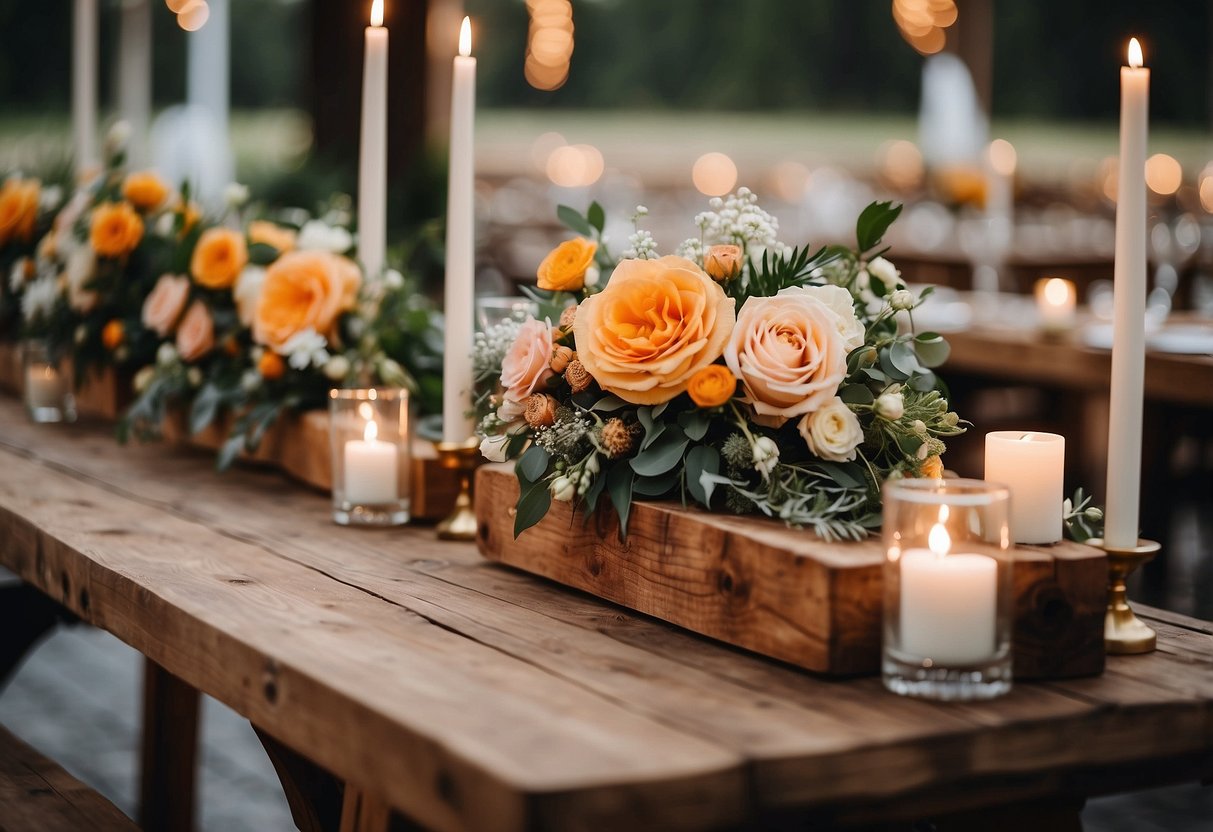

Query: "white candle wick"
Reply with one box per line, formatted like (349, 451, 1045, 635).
(1128, 37, 1143, 68)
(459, 16, 471, 57)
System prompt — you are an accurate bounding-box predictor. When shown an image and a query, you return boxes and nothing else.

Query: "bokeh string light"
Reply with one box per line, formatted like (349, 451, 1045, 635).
(170, 0, 210, 32)
(892, 0, 957, 55)
(525, 0, 574, 91)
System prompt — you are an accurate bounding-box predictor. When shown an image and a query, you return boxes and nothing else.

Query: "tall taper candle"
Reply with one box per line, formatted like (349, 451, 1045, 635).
(117, 0, 152, 166)
(442, 16, 476, 443)
(358, 0, 389, 280)
(72, 0, 99, 174)
(1105, 38, 1149, 548)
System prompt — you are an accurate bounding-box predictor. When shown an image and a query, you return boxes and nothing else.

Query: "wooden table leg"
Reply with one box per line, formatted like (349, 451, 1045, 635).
(139, 658, 200, 832)
(931, 794, 1086, 831)
(0, 583, 70, 687)
(340, 787, 393, 832)
(253, 726, 344, 832)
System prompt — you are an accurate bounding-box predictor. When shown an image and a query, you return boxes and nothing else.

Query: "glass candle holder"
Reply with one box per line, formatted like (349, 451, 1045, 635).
(1034, 276, 1077, 334)
(882, 478, 1013, 701)
(23, 340, 75, 424)
(329, 388, 410, 526)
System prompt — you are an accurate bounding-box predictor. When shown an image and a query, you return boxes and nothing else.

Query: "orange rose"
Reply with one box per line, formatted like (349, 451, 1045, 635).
(252, 250, 361, 351)
(573, 256, 735, 405)
(191, 227, 249, 290)
(537, 237, 597, 292)
(89, 201, 144, 258)
(0, 177, 40, 246)
(121, 171, 169, 211)
(921, 455, 944, 479)
(101, 319, 125, 350)
(687, 365, 737, 408)
(258, 351, 285, 380)
(176, 300, 214, 362)
(248, 220, 297, 254)
(703, 244, 743, 282)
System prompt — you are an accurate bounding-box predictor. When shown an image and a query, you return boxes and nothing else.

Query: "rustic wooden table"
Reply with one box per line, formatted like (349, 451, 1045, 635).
(0, 398, 1210, 832)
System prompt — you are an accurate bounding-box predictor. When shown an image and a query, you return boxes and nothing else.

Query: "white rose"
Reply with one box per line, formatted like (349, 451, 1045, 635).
(751, 435, 780, 481)
(479, 433, 511, 463)
(874, 390, 904, 421)
(323, 355, 350, 381)
(233, 265, 267, 327)
(584, 265, 601, 288)
(296, 220, 353, 254)
(779, 283, 865, 351)
(799, 397, 863, 462)
(550, 475, 576, 502)
(867, 256, 900, 287)
(889, 289, 916, 311)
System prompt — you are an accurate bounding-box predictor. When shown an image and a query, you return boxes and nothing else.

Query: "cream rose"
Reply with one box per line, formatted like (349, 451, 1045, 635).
(176, 300, 215, 362)
(798, 397, 863, 462)
(64, 245, 98, 313)
(723, 290, 848, 424)
(573, 256, 735, 405)
(783, 284, 865, 351)
(500, 317, 554, 408)
(142, 274, 191, 336)
(233, 265, 266, 327)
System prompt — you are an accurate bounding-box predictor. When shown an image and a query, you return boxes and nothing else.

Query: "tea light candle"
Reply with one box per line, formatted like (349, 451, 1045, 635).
(984, 431, 1065, 544)
(26, 365, 65, 409)
(899, 522, 998, 666)
(344, 418, 398, 505)
(1035, 277, 1077, 333)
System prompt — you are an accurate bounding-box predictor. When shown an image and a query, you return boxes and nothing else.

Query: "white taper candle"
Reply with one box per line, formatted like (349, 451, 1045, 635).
(72, 0, 99, 174)
(358, 0, 389, 280)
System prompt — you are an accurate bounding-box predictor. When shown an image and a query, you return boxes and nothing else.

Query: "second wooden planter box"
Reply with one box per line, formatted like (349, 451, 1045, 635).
(475, 465, 1107, 679)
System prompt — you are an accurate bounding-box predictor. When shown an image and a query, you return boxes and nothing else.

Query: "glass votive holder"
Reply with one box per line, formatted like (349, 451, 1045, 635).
(328, 388, 410, 527)
(23, 340, 75, 423)
(1034, 276, 1077, 335)
(882, 478, 1013, 701)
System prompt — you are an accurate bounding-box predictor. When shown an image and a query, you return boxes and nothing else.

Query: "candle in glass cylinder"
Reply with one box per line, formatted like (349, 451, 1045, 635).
(984, 431, 1065, 544)
(1034, 277, 1077, 333)
(442, 16, 476, 444)
(1106, 38, 1150, 548)
(26, 365, 66, 410)
(72, 0, 98, 174)
(344, 417, 398, 505)
(358, 0, 388, 280)
(899, 521, 998, 666)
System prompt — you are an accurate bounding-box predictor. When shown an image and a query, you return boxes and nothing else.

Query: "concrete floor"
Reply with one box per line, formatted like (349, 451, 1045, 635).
(0, 626, 1208, 831)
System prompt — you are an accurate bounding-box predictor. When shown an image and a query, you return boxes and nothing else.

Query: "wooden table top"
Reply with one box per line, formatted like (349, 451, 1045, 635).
(942, 323, 1213, 408)
(0, 398, 1211, 831)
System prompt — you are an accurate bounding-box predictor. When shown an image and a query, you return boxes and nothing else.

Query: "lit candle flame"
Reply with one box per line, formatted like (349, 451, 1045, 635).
(1042, 277, 1071, 306)
(928, 522, 952, 557)
(1128, 37, 1143, 68)
(364, 418, 379, 443)
(370, 0, 384, 27)
(459, 16, 472, 57)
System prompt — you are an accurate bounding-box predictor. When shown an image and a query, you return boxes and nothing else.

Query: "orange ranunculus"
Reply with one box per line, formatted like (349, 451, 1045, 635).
(0, 177, 40, 246)
(537, 237, 597, 292)
(573, 256, 735, 406)
(252, 250, 361, 351)
(121, 171, 169, 211)
(89, 201, 144, 258)
(248, 220, 297, 254)
(258, 351, 285, 380)
(191, 227, 249, 290)
(687, 365, 737, 408)
(101, 319, 125, 350)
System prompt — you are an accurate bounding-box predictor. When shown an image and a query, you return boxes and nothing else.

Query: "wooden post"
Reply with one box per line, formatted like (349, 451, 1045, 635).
(139, 659, 200, 832)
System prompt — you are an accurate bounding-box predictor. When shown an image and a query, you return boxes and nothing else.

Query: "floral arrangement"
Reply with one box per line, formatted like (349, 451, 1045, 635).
(475, 189, 966, 540)
(1, 170, 67, 339)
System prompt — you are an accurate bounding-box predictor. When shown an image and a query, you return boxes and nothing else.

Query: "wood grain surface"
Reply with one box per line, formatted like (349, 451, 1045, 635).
(0, 397, 1210, 831)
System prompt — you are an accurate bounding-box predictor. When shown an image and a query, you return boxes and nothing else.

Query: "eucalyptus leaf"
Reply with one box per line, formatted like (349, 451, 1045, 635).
(556, 205, 593, 236)
(913, 335, 951, 369)
(189, 383, 224, 435)
(248, 242, 280, 266)
(815, 461, 865, 489)
(606, 463, 635, 537)
(685, 445, 721, 506)
(630, 432, 689, 477)
(514, 480, 552, 538)
(633, 468, 681, 497)
(590, 395, 628, 413)
(889, 341, 921, 377)
(678, 409, 710, 441)
(909, 370, 937, 392)
(838, 384, 874, 405)
(587, 201, 605, 233)
(517, 445, 551, 484)
(878, 350, 909, 382)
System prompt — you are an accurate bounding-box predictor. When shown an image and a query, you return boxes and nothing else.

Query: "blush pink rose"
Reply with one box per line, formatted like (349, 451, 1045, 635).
(723, 289, 848, 424)
(176, 300, 215, 362)
(500, 317, 554, 410)
(142, 274, 191, 336)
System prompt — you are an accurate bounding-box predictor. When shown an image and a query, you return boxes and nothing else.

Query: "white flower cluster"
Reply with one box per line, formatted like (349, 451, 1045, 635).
(694, 187, 782, 252)
(675, 236, 704, 262)
(280, 328, 330, 370)
(21, 275, 57, 323)
(473, 318, 522, 379)
(622, 228, 658, 260)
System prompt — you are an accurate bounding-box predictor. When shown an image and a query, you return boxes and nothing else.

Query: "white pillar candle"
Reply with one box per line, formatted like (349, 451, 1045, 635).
(442, 16, 477, 444)
(117, 0, 153, 166)
(26, 365, 66, 410)
(72, 0, 99, 174)
(899, 524, 998, 665)
(344, 419, 398, 505)
(1034, 277, 1077, 333)
(1106, 38, 1149, 549)
(358, 0, 389, 280)
(984, 430, 1065, 544)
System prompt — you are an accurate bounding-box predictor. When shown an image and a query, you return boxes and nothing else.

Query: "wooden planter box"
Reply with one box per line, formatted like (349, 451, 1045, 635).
(164, 409, 460, 521)
(475, 465, 1107, 679)
(0, 341, 20, 395)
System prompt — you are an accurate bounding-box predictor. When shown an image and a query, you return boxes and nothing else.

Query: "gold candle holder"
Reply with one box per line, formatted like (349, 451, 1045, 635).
(1086, 537, 1161, 654)
(432, 440, 481, 541)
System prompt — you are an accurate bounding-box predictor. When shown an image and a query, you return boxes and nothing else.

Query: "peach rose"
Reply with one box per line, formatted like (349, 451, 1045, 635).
(537, 238, 597, 292)
(573, 256, 735, 405)
(176, 300, 214, 362)
(724, 288, 848, 423)
(248, 220, 297, 254)
(703, 244, 743, 282)
(191, 228, 249, 289)
(89, 201, 144, 258)
(253, 250, 361, 351)
(142, 274, 191, 336)
(121, 171, 169, 211)
(500, 317, 554, 409)
(0, 177, 40, 246)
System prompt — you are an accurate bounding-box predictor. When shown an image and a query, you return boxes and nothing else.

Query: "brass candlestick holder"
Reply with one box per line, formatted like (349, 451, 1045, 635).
(1086, 537, 1161, 654)
(433, 440, 481, 541)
